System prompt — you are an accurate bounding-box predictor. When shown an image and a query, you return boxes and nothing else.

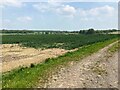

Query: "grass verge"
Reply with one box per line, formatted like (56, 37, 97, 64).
(2, 38, 118, 88)
(108, 41, 120, 53)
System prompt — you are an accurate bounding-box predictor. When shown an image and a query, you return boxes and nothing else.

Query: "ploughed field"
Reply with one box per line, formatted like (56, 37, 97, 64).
(2, 44, 71, 72)
(2, 34, 117, 50)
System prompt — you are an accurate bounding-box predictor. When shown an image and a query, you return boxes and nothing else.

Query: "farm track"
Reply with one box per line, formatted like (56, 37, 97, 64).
(45, 41, 119, 88)
(1, 44, 77, 72)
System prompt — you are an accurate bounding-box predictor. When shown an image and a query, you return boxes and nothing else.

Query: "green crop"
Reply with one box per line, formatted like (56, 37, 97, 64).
(2, 34, 118, 50)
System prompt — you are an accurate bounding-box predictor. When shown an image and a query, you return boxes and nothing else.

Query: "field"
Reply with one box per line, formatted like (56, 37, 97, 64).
(1, 33, 119, 88)
(1, 1, 120, 88)
(2, 34, 118, 49)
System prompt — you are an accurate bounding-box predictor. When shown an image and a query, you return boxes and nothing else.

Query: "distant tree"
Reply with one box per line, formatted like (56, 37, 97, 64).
(111, 29, 117, 32)
(95, 30, 100, 34)
(45, 32, 49, 34)
(79, 30, 86, 34)
(86, 28, 95, 34)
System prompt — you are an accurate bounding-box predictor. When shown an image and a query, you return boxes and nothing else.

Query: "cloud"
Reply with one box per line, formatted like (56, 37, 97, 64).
(33, 2, 77, 18)
(33, 3, 48, 12)
(56, 5, 76, 17)
(77, 5, 116, 24)
(33, 2, 115, 19)
(88, 5, 115, 16)
(17, 16, 32, 22)
(1, 0, 24, 8)
(33, 2, 116, 20)
(33, 3, 55, 13)
(33, 2, 62, 12)
(79, 5, 115, 17)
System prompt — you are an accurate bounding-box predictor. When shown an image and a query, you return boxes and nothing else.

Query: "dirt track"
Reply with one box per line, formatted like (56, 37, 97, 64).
(1, 42, 119, 88)
(45, 42, 118, 88)
(2, 44, 76, 72)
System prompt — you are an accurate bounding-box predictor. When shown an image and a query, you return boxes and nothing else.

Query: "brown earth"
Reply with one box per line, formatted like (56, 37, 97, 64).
(1, 44, 77, 72)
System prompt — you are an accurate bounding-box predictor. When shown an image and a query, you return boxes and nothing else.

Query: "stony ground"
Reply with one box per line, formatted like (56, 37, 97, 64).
(45, 42, 118, 88)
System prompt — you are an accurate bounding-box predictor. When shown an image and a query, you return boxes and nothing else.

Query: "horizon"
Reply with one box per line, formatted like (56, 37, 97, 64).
(0, 28, 118, 31)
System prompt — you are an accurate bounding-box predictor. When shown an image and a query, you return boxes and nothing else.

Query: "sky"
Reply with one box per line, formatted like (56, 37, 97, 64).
(0, 0, 119, 31)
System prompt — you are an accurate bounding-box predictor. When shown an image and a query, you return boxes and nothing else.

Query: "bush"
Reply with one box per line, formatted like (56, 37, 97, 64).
(30, 63, 35, 68)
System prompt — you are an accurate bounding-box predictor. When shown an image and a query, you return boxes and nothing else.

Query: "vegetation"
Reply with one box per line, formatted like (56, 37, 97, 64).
(1, 29, 119, 35)
(95, 29, 119, 34)
(2, 38, 118, 88)
(79, 28, 95, 34)
(0, 30, 34, 34)
(108, 41, 120, 53)
(79, 29, 119, 34)
(2, 34, 117, 49)
(2, 30, 119, 88)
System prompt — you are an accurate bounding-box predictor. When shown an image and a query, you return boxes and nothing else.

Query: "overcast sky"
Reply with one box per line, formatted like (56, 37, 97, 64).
(1, 0, 118, 30)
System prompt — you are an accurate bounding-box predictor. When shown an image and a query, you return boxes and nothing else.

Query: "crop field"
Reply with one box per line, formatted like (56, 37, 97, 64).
(2, 34, 118, 49)
(1, 33, 119, 88)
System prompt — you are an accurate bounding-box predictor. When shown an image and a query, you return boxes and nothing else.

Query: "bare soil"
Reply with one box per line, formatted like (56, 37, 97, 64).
(45, 42, 118, 88)
(1, 44, 75, 72)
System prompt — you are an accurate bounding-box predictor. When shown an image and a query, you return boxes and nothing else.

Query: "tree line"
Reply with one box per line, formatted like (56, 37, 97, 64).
(0, 29, 119, 34)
